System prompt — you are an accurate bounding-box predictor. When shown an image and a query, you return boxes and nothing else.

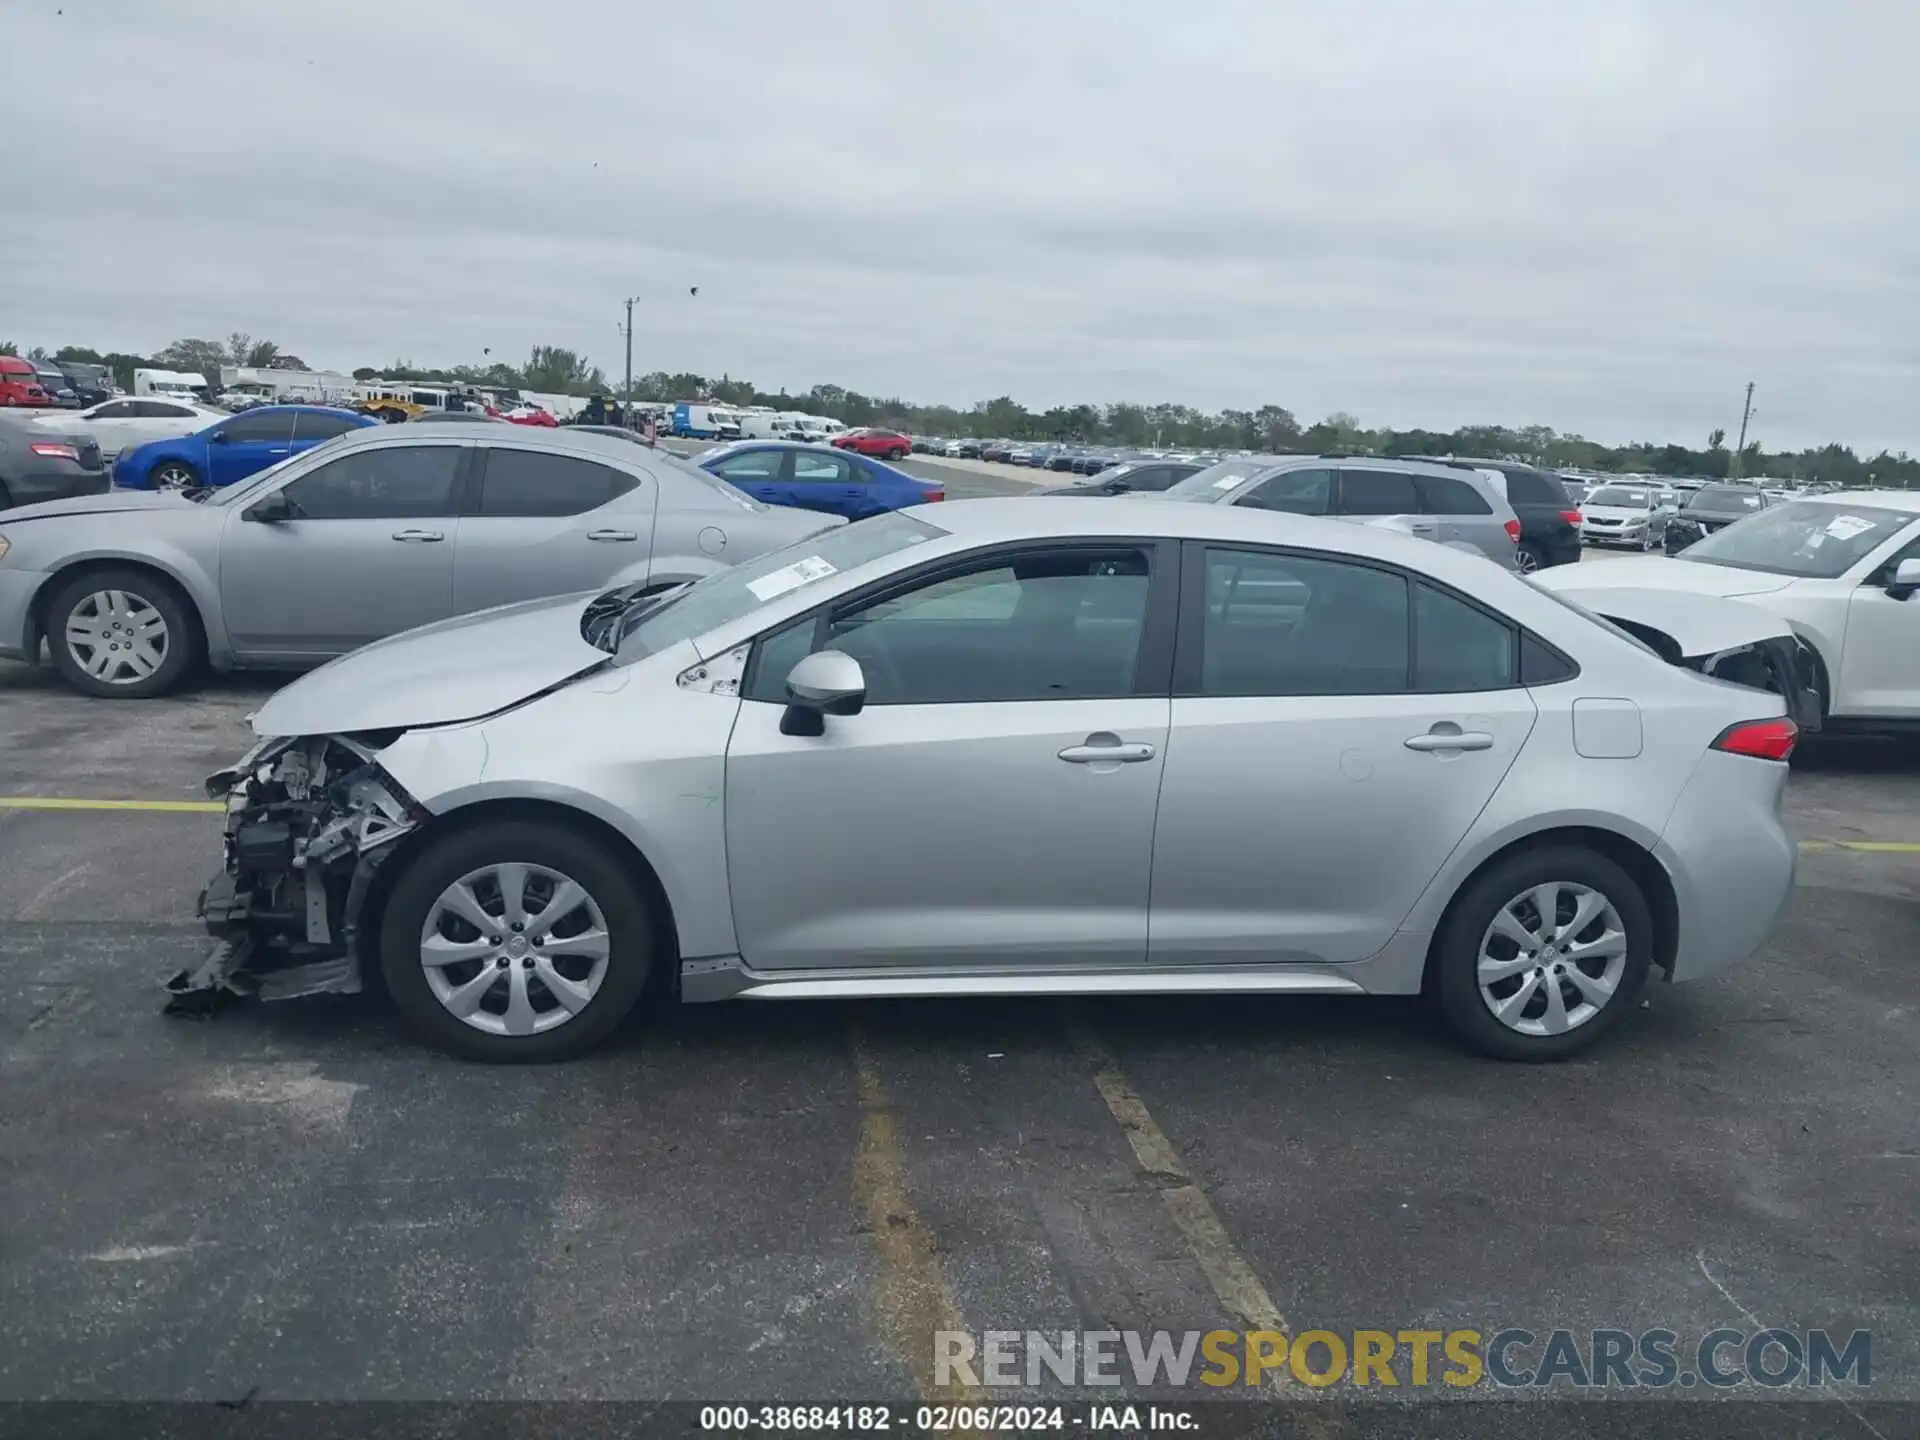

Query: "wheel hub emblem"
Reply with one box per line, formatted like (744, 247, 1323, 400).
(507, 935, 529, 957)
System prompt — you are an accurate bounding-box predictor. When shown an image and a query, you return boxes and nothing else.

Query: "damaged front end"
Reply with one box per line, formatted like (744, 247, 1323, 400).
(166, 733, 426, 1015)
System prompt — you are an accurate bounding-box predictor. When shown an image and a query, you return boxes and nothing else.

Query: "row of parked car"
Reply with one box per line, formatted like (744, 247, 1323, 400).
(0, 355, 117, 409)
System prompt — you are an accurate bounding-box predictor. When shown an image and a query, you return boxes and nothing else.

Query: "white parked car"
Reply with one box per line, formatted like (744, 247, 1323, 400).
(30, 397, 227, 459)
(1536, 491, 1920, 731)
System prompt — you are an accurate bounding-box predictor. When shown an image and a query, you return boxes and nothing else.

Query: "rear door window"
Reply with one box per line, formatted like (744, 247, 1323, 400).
(1336, 469, 1420, 516)
(477, 448, 634, 516)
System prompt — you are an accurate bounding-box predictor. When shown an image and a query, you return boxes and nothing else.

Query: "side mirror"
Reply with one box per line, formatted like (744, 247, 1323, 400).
(1887, 557, 1920, 601)
(779, 649, 867, 736)
(243, 490, 293, 523)
(208, 430, 233, 445)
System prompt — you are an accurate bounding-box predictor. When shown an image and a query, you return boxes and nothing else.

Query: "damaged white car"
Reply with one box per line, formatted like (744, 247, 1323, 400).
(1536, 490, 1920, 732)
(182, 499, 1811, 1065)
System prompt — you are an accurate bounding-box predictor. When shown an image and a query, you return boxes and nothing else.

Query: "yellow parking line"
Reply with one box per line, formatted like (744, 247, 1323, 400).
(849, 1029, 983, 1408)
(1069, 1014, 1297, 1396)
(0, 797, 224, 814)
(1798, 839, 1920, 853)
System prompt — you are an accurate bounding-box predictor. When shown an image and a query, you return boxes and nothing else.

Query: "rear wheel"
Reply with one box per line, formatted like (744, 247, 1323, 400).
(46, 567, 200, 698)
(379, 820, 656, 1062)
(886, 447, 906, 460)
(1514, 541, 1545, 573)
(1433, 847, 1653, 1061)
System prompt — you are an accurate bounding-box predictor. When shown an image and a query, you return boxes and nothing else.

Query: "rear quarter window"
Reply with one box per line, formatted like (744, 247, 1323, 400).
(1504, 471, 1570, 506)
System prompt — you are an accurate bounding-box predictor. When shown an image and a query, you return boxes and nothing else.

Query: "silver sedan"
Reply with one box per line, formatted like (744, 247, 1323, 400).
(0, 425, 843, 697)
(184, 497, 1802, 1064)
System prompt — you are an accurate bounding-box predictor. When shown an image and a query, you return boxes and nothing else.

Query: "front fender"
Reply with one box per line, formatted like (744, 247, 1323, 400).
(375, 652, 740, 962)
(33, 542, 229, 659)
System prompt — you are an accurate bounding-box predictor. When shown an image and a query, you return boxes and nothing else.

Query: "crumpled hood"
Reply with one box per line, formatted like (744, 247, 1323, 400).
(250, 591, 610, 737)
(1532, 555, 1796, 599)
(1533, 582, 1794, 656)
(0, 489, 191, 523)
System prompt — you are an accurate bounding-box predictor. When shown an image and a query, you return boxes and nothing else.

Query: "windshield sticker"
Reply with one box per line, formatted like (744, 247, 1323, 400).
(1213, 475, 1247, 490)
(1823, 514, 1876, 541)
(746, 555, 838, 602)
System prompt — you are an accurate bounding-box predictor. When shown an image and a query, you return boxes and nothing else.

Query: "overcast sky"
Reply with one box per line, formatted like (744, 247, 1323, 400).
(4, 0, 1913, 451)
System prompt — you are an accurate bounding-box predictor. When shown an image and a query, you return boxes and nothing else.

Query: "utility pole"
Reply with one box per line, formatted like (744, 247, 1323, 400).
(621, 296, 637, 406)
(1729, 381, 1755, 480)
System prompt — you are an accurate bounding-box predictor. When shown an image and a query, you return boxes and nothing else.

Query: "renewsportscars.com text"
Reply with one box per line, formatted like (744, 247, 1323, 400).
(935, 1327, 1872, 1390)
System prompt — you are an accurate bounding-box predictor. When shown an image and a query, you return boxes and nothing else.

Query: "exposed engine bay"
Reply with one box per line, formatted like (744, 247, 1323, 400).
(166, 733, 424, 1013)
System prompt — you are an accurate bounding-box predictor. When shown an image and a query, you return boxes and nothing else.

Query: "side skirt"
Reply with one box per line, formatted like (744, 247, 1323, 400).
(680, 956, 1368, 1004)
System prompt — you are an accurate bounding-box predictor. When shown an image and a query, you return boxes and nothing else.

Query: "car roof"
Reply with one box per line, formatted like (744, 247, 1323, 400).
(920, 495, 1518, 585)
(315, 420, 655, 460)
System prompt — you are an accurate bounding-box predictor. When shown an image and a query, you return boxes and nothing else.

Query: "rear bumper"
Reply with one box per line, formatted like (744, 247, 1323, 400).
(1656, 750, 1797, 983)
(3, 466, 111, 507)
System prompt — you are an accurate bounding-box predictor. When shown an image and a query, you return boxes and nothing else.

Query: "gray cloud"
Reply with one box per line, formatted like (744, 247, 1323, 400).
(2, 0, 1914, 451)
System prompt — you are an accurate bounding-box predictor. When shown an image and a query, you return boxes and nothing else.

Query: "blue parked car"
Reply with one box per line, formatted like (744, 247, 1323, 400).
(114, 405, 376, 491)
(698, 441, 944, 520)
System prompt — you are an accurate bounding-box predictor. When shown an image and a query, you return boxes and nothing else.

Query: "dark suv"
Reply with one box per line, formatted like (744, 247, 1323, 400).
(1408, 458, 1582, 572)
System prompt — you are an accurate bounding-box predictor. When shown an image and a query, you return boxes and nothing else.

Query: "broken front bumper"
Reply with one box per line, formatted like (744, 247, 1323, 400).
(166, 734, 423, 1014)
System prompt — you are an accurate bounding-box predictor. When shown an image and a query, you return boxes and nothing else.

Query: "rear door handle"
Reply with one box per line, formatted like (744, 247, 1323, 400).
(587, 529, 638, 542)
(1404, 731, 1494, 752)
(391, 529, 445, 543)
(1058, 739, 1157, 764)
(1410, 520, 1438, 534)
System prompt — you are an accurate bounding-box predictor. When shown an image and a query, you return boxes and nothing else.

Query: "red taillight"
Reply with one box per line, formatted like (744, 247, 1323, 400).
(1558, 509, 1583, 525)
(1504, 518, 1522, 543)
(1712, 717, 1798, 762)
(29, 442, 79, 461)
(923, 489, 945, 502)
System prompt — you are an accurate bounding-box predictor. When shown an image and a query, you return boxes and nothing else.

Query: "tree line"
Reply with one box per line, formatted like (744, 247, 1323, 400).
(6, 338, 1910, 488)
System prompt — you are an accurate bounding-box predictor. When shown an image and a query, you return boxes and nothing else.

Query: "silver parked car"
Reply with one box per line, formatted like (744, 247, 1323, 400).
(183, 497, 1801, 1064)
(1579, 482, 1675, 549)
(0, 425, 843, 698)
(1159, 455, 1522, 566)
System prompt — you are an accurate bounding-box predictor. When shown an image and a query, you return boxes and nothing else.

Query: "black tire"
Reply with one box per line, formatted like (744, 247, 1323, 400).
(150, 460, 200, 491)
(46, 566, 201, 698)
(1432, 846, 1654, 1061)
(1514, 541, 1545, 574)
(886, 447, 905, 461)
(379, 820, 656, 1062)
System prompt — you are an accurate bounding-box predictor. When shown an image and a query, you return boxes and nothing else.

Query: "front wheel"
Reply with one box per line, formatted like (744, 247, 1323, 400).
(46, 568, 201, 698)
(1432, 847, 1654, 1061)
(886, 447, 905, 460)
(151, 461, 200, 492)
(379, 820, 656, 1062)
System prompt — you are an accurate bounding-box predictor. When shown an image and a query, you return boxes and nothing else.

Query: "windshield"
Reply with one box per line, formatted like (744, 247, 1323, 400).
(1586, 486, 1652, 507)
(1690, 486, 1766, 511)
(616, 510, 946, 660)
(1162, 457, 1273, 500)
(1681, 501, 1914, 578)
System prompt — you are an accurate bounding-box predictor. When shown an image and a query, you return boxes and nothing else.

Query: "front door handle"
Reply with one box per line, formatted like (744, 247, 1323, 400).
(1405, 731, 1494, 752)
(1058, 736, 1157, 764)
(1409, 520, 1437, 534)
(391, 529, 445, 543)
(587, 529, 638, 542)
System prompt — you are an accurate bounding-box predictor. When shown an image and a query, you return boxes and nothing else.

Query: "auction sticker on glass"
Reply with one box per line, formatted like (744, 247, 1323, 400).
(747, 555, 838, 602)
